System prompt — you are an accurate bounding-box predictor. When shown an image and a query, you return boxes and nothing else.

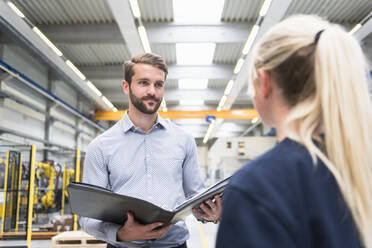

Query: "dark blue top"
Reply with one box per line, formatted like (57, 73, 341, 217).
(216, 138, 362, 248)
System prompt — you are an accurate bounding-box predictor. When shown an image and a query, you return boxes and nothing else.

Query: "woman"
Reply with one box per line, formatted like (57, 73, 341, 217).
(216, 15, 372, 248)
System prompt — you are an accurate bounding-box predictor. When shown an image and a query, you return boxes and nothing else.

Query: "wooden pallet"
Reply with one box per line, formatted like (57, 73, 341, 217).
(51, 231, 107, 248)
(0, 231, 60, 240)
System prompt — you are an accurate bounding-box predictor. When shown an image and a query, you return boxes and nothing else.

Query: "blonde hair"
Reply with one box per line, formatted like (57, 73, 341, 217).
(251, 15, 372, 246)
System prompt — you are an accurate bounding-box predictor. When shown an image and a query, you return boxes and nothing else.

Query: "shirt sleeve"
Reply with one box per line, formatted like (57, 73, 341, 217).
(181, 135, 205, 199)
(216, 186, 297, 248)
(79, 139, 124, 246)
(82, 139, 108, 187)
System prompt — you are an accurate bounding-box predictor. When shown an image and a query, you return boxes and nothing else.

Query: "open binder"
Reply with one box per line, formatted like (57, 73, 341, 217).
(67, 176, 230, 226)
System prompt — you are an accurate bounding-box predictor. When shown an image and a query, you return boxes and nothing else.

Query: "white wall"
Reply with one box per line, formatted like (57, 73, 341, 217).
(207, 136, 277, 182)
(2, 44, 48, 88)
(197, 146, 208, 179)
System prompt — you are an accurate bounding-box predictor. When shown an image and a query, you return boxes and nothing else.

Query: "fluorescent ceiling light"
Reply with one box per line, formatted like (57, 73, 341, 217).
(178, 79, 208, 89)
(349, 23, 362, 35)
(86, 81, 102, 96)
(179, 99, 204, 105)
(224, 80, 234, 95)
(102, 96, 114, 108)
(234, 58, 245, 74)
(173, 0, 225, 23)
(138, 26, 151, 53)
(65, 60, 86, 80)
(242, 25, 260, 55)
(129, 0, 141, 18)
(113, 107, 118, 112)
(217, 106, 222, 111)
(259, 0, 272, 17)
(7, 2, 25, 18)
(33, 27, 63, 57)
(203, 120, 216, 143)
(162, 107, 168, 112)
(219, 95, 227, 107)
(252, 117, 259, 124)
(176, 43, 216, 65)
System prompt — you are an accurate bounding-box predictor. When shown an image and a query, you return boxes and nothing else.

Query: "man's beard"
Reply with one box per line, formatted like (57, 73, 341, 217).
(129, 87, 162, 114)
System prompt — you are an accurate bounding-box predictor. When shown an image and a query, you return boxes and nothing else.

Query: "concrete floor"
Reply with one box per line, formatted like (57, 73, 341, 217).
(0, 216, 219, 248)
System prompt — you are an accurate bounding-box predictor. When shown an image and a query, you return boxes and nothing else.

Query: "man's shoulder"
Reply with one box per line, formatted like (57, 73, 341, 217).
(164, 120, 194, 139)
(87, 121, 123, 149)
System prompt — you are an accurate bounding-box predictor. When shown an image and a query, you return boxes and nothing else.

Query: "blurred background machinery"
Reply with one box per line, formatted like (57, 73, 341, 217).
(0, 145, 83, 244)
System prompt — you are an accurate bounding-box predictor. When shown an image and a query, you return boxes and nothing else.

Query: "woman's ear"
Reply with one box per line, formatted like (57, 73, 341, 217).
(258, 69, 273, 99)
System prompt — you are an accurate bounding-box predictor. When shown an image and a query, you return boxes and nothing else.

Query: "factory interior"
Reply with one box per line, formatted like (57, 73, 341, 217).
(0, 0, 371, 247)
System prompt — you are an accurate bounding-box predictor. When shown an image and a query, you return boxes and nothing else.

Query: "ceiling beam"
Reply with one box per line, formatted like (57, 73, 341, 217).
(3, 21, 363, 45)
(225, 1, 370, 113)
(38, 24, 124, 45)
(212, 0, 293, 137)
(81, 64, 234, 80)
(147, 23, 250, 43)
(224, 0, 293, 110)
(17, 23, 251, 44)
(94, 109, 258, 121)
(107, 0, 143, 55)
(354, 16, 372, 41)
(0, 1, 109, 110)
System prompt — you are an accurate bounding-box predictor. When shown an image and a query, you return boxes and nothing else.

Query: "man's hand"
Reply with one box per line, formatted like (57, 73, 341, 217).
(117, 212, 172, 242)
(192, 194, 222, 223)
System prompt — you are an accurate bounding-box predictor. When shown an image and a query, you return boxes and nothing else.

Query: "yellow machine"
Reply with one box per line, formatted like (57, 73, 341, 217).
(0, 146, 36, 247)
(73, 149, 81, 231)
(35, 162, 56, 210)
(22, 182, 38, 207)
(0, 159, 4, 218)
(1, 147, 82, 245)
(1, 150, 23, 232)
(61, 164, 75, 216)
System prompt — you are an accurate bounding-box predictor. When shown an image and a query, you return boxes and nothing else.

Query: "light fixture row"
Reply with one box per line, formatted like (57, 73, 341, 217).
(129, 0, 151, 54)
(6, 1, 117, 112)
(129, 0, 167, 113)
(202, 0, 273, 143)
(348, 11, 372, 35)
(204, 4, 371, 144)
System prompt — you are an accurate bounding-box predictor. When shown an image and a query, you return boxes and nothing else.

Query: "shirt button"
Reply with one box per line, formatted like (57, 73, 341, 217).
(146, 155, 150, 159)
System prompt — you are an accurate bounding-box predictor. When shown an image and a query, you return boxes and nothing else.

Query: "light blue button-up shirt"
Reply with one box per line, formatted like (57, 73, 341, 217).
(80, 113, 204, 248)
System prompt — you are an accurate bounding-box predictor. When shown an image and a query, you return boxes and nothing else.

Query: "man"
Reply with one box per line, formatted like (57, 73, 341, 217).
(80, 53, 221, 248)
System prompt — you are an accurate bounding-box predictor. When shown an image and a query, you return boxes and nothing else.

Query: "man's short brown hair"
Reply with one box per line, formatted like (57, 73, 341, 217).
(123, 53, 168, 84)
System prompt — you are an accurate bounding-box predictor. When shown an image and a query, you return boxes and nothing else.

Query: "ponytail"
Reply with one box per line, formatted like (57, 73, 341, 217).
(313, 26, 372, 246)
(252, 15, 372, 247)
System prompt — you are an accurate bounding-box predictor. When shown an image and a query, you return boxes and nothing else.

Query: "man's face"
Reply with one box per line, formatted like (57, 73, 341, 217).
(123, 63, 165, 114)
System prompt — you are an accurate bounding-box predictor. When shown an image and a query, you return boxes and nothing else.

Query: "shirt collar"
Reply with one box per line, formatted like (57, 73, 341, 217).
(121, 112, 134, 133)
(121, 111, 169, 133)
(156, 114, 169, 130)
